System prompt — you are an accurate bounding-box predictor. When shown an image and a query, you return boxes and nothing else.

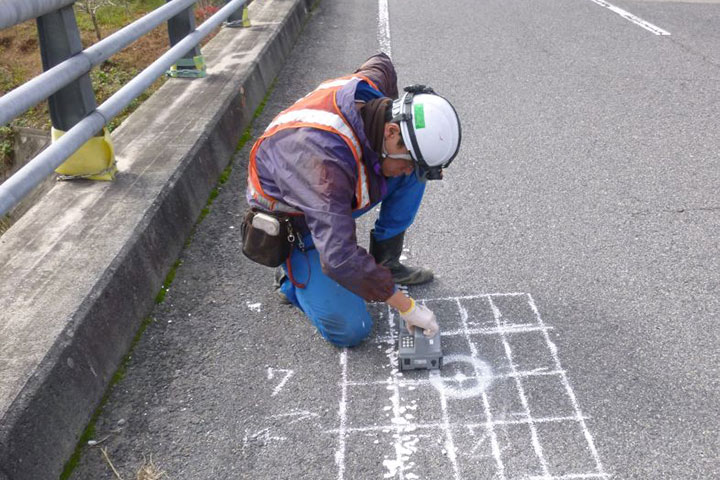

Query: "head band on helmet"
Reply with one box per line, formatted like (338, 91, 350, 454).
(391, 85, 462, 181)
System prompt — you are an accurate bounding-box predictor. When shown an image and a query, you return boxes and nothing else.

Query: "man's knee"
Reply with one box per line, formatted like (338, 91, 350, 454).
(296, 278, 373, 347)
(317, 313, 373, 348)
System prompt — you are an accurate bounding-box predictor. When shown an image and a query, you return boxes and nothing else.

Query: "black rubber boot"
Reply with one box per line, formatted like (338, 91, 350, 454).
(370, 230, 434, 285)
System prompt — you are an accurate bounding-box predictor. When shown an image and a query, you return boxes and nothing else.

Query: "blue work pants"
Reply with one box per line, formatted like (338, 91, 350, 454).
(280, 173, 426, 347)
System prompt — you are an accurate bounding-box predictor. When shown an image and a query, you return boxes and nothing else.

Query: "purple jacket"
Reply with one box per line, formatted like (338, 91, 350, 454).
(247, 53, 399, 301)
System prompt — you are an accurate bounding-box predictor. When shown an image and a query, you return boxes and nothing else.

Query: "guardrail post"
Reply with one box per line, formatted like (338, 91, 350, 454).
(36, 4, 116, 180)
(166, 0, 206, 78)
(225, 0, 251, 28)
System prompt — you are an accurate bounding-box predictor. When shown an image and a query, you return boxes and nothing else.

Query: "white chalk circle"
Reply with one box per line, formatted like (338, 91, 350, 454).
(429, 354, 494, 399)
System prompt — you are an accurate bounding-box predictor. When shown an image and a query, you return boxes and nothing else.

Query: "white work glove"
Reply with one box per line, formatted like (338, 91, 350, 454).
(399, 299, 439, 338)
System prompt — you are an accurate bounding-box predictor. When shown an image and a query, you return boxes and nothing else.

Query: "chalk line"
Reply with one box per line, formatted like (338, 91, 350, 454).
(489, 296, 551, 477)
(246, 301, 262, 312)
(457, 299, 506, 479)
(335, 293, 607, 479)
(403, 292, 529, 303)
(335, 350, 348, 480)
(528, 294, 609, 478)
(429, 355, 494, 399)
(437, 386, 461, 480)
(586, 0, 670, 35)
(529, 474, 611, 480)
(382, 307, 419, 480)
(373, 323, 552, 344)
(268, 410, 319, 426)
(324, 415, 589, 435)
(345, 368, 565, 388)
(242, 427, 286, 449)
(266, 367, 294, 397)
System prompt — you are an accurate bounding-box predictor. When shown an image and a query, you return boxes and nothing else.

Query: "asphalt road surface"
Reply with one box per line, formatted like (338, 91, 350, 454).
(71, 0, 720, 478)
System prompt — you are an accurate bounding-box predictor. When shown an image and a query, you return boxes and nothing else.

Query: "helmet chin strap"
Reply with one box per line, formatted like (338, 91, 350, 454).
(382, 138, 435, 182)
(381, 138, 413, 161)
(383, 151, 413, 161)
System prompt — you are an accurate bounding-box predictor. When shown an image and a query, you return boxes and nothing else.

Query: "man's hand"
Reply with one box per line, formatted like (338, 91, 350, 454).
(400, 299, 439, 338)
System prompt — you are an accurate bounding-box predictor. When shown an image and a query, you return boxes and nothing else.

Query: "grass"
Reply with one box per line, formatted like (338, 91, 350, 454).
(60, 241, 187, 478)
(154, 259, 182, 304)
(74, 1, 166, 37)
(134, 455, 168, 480)
(0, 126, 15, 171)
(0, 0, 226, 178)
(98, 442, 167, 480)
(59, 313, 156, 480)
(196, 78, 278, 226)
(0, 215, 12, 235)
(57, 81, 260, 469)
(238, 81, 276, 151)
(50, 5, 279, 477)
(0, 1, 170, 130)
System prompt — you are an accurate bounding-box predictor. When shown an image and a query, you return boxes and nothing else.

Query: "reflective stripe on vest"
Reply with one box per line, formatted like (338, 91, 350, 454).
(249, 75, 374, 212)
(266, 109, 362, 158)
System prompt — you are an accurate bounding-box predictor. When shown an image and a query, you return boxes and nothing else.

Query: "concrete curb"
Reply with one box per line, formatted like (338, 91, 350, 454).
(0, 1, 311, 478)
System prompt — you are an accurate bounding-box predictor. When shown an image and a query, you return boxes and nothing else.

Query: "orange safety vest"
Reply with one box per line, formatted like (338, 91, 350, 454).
(248, 75, 380, 214)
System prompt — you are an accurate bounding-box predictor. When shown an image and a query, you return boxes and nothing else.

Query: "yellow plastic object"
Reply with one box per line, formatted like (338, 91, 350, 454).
(242, 6, 251, 27)
(52, 127, 117, 181)
(167, 54, 207, 78)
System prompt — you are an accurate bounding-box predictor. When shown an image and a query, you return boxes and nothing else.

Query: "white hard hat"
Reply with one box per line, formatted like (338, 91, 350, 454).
(391, 85, 461, 180)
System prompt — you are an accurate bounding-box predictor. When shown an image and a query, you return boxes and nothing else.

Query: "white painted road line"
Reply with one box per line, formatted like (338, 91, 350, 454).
(586, 0, 671, 35)
(378, 0, 392, 57)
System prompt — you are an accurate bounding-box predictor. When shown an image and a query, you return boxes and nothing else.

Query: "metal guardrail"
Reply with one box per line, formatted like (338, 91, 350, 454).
(0, 0, 249, 217)
(0, 0, 76, 30)
(0, 0, 200, 127)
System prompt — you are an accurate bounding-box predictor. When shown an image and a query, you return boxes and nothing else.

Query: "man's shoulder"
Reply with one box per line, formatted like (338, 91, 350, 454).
(260, 127, 357, 166)
(353, 52, 398, 99)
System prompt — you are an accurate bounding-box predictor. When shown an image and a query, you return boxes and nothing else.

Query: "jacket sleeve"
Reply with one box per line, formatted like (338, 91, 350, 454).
(354, 52, 399, 99)
(260, 129, 396, 302)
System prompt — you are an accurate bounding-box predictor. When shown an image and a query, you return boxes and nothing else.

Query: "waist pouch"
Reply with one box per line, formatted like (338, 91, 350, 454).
(241, 208, 295, 267)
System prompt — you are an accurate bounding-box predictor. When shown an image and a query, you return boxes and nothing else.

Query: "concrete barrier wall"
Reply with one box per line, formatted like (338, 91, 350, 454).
(0, 128, 53, 235)
(0, 1, 311, 477)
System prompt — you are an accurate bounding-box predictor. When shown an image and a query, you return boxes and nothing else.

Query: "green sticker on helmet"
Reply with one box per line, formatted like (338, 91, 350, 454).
(414, 104, 426, 129)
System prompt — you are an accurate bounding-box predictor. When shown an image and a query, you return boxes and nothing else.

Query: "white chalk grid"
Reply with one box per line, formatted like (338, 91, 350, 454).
(333, 293, 609, 480)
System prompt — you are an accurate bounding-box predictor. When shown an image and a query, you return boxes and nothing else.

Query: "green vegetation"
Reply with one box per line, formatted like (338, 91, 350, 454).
(61, 242, 188, 478)
(90, 62, 163, 132)
(0, 215, 11, 235)
(3, 1, 272, 476)
(0, 0, 230, 183)
(0, 64, 25, 97)
(59, 315, 155, 479)
(154, 259, 182, 304)
(0, 126, 15, 171)
(235, 80, 277, 152)
(74, 0, 166, 40)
